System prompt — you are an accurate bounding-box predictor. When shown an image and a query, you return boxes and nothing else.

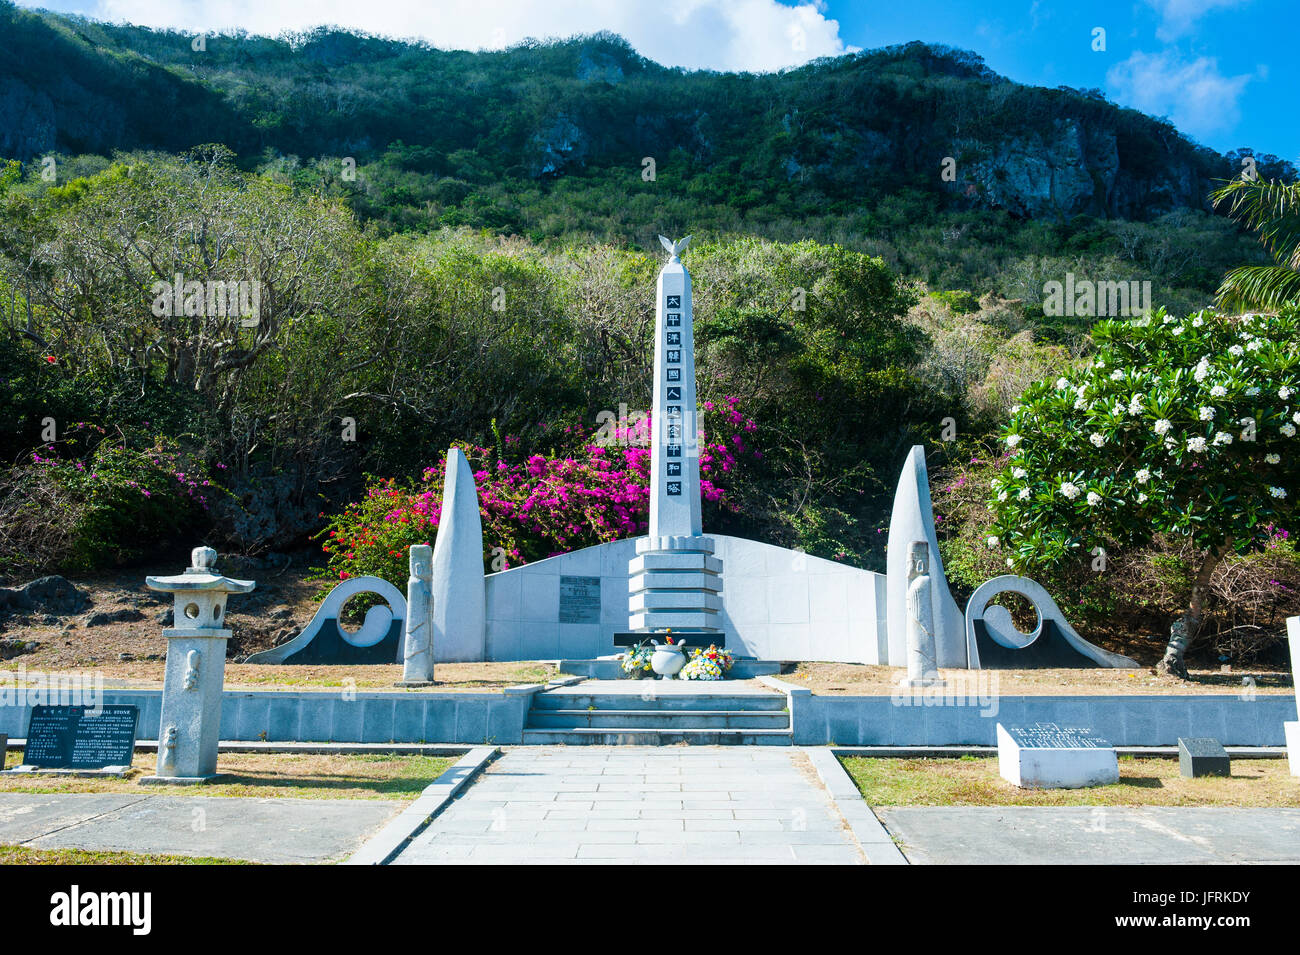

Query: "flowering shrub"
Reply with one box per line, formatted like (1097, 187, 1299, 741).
(679, 644, 734, 680)
(0, 427, 217, 574)
(317, 400, 758, 588)
(986, 306, 1300, 674)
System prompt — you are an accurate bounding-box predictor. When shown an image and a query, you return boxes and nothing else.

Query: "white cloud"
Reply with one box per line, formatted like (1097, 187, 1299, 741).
(1142, 0, 1251, 41)
(70, 0, 856, 72)
(1106, 50, 1253, 138)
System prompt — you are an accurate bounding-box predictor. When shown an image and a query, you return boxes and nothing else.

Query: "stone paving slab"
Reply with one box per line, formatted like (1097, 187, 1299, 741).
(0, 792, 405, 864)
(393, 746, 864, 865)
(879, 806, 1300, 865)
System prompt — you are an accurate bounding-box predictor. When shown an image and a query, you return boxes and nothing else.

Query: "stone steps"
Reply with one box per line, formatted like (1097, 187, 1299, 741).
(528, 708, 789, 729)
(524, 683, 793, 745)
(520, 727, 793, 746)
(559, 658, 786, 680)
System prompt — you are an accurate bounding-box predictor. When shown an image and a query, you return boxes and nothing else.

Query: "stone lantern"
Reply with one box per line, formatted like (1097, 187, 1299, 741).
(142, 546, 254, 783)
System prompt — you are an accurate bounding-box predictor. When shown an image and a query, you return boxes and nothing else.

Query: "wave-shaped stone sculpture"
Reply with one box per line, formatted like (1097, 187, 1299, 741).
(965, 575, 1138, 669)
(245, 576, 406, 665)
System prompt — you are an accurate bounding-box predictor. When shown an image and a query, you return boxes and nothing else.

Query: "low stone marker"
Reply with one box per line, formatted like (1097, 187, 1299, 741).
(996, 722, 1118, 789)
(8, 704, 138, 776)
(1178, 737, 1230, 778)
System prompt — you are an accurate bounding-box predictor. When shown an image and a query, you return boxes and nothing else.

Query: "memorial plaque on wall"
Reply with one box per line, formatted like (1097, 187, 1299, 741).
(559, 576, 602, 624)
(23, 705, 139, 769)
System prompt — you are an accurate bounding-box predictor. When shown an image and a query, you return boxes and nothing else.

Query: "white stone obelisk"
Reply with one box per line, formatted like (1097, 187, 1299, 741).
(431, 448, 486, 661)
(629, 235, 723, 636)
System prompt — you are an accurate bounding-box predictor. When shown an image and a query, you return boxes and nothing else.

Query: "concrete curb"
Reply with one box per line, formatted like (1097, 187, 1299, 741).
(802, 747, 908, 866)
(830, 745, 1287, 759)
(344, 745, 498, 866)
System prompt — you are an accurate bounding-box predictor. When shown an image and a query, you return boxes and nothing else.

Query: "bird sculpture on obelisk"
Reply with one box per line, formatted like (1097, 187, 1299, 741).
(649, 234, 702, 538)
(627, 235, 724, 640)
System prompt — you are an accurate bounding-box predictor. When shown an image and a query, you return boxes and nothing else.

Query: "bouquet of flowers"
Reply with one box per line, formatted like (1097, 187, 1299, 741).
(620, 641, 655, 678)
(679, 644, 734, 681)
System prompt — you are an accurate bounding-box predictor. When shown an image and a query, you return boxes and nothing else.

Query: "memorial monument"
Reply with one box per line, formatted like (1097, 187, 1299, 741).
(627, 235, 724, 639)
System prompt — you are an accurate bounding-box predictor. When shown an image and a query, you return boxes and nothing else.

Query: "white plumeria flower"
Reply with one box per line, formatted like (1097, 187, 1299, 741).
(1266, 453, 1281, 464)
(1210, 385, 1227, 398)
(1282, 386, 1294, 400)
(1086, 491, 1102, 506)
(1013, 467, 1027, 479)
(1283, 423, 1297, 438)
(1018, 487, 1030, 500)
(1136, 468, 1151, 484)
(1213, 432, 1233, 445)
(1192, 317, 1204, 327)
(1199, 406, 1215, 421)
(1229, 344, 1244, 356)
(1193, 361, 1209, 383)
(1293, 411, 1300, 425)
(1186, 436, 1207, 452)
(1006, 558, 1014, 567)
(1128, 396, 1143, 415)
(1055, 378, 1069, 390)
(998, 490, 1008, 502)
(1010, 404, 1021, 414)
(1095, 359, 1106, 368)
(1090, 432, 1107, 448)
(1060, 481, 1081, 500)
(1154, 419, 1172, 435)
(1006, 434, 1022, 448)
(1246, 386, 1260, 396)
(1270, 487, 1288, 499)
(1074, 397, 1087, 410)
(987, 536, 1000, 549)
(1136, 492, 1148, 503)
(1172, 326, 1184, 335)
(1110, 369, 1124, 381)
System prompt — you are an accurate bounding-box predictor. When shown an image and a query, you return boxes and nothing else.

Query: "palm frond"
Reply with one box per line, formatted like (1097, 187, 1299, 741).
(1215, 264, 1300, 312)
(1210, 178, 1300, 271)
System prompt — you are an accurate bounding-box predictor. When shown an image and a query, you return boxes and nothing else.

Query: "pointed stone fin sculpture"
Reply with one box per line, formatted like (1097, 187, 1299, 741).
(431, 447, 486, 661)
(886, 446, 967, 667)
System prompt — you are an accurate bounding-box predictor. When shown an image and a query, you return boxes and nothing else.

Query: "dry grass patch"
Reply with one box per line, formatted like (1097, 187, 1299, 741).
(0, 845, 252, 865)
(781, 662, 1292, 696)
(0, 750, 452, 800)
(0, 660, 559, 691)
(840, 755, 1300, 807)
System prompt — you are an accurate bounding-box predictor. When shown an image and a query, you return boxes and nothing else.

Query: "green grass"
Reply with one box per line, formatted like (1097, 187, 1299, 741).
(839, 754, 1300, 807)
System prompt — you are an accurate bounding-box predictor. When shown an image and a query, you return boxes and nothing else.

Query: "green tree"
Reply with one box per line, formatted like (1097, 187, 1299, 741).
(1211, 177, 1300, 311)
(985, 307, 1300, 677)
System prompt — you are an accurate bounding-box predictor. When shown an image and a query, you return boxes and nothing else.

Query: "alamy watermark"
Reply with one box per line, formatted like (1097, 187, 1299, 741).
(1042, 273, 1151, 318)
(150, 274, 261, 327)
(0, 664, 104, 712)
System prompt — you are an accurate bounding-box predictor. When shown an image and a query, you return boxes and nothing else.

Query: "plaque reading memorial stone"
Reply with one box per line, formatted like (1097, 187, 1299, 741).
(996, 721, 1118, 789)
(1178, 737, 1230, 778)
(558, 576, 602, 624)
(22, 705, 138, 770)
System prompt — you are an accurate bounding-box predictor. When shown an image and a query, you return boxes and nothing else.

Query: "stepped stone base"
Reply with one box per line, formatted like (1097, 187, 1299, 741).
(628, 535, 723, 634)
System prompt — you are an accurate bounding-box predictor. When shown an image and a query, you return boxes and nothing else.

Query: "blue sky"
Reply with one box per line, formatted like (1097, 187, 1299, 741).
(19, 0, 1298, 161)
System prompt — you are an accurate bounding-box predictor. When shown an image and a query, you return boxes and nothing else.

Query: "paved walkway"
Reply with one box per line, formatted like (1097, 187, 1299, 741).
(0, 792, 403, 863)
(393, 746, 864, 864)
(879, 806, 1300, 864)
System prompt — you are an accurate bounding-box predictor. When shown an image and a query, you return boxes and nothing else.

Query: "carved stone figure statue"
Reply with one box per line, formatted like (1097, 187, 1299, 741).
(901, 540, 946, 687)
(401, 544, 435, 684)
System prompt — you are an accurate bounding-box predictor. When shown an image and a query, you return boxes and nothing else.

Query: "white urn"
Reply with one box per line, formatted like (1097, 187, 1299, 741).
(650, 640, 687, 679)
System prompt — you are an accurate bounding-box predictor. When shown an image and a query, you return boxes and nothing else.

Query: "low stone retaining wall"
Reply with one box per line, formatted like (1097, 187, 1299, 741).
(0, 687, 539, 745)
(2, 685, 1292, 747)
(784, 691, 1298, 747)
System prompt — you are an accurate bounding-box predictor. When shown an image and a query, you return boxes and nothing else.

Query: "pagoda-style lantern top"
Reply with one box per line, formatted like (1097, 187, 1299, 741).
(146, 546, 255, 637)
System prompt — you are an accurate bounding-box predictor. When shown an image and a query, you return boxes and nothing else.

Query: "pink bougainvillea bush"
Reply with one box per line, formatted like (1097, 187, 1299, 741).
(316, 398, 758, 588)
